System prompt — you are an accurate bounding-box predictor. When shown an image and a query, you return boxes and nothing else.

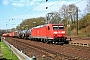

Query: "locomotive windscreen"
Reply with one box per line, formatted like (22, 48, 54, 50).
(53, 26, 64, 30)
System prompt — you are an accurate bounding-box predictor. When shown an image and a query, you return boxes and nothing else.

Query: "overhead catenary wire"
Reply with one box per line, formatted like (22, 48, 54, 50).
(46, 0, 84, 9)
(46, 0, 61, 9)
(20, 0, 84, 24)
(21, 0, 43, 20)
(74, 0, 84, 4)
(21, 0, 84, 19)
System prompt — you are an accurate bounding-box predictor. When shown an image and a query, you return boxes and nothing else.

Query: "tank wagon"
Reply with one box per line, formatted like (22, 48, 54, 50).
(22, 29, 31, 39)
(17, 30, 24, 39)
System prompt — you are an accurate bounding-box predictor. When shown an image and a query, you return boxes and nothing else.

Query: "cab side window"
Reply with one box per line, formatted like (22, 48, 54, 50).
(48, 26, 50, 30)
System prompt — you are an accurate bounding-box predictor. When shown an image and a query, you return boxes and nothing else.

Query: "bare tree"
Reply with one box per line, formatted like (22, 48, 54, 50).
(59, 4, 78, 35)
(59, 5, 68, 26)
(59, 4, 78, 25)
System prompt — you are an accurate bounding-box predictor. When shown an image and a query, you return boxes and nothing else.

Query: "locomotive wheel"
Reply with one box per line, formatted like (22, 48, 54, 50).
(46, 41, 49, 44)
(43, 39, 46, 43)
(40, 38, 43, 42)
(24, 37, 26, 39)
(25, 37, 28, 40)
(58, 42, 63, 45)
(46, 40, 50, 44)
(49, 41, 52, 44)
(46, 39, 48, 43)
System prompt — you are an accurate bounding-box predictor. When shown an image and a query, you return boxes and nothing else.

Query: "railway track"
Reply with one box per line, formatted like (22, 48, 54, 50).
(69, 36, 90, 40)
(5, 37, 90, 60)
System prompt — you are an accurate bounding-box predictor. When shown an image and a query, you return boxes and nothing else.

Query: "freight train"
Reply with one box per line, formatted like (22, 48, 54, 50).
(2, 23, 68, 44)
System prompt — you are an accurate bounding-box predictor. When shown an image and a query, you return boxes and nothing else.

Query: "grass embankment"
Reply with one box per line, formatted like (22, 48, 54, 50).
(78, 26, 90, 37)
(71, 26, 90, 37)
(1, 40, 19, 60)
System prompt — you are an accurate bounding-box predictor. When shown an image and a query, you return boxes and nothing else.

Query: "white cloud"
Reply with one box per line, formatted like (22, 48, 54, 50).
(12, 0, 87, 19)
(12, 0, 37, 7)
(12, 2, 24, 7)
(1, 0, 88, 29)
(3, 0, 9, 6)
(4, 0, 87, 21)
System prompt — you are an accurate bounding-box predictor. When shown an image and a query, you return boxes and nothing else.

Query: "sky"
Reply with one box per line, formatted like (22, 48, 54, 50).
(0, 0, 88, 30)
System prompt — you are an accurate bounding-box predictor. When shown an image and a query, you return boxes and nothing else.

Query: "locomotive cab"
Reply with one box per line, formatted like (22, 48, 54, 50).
(52, 25, 67, 43)
(53, 25, 65, 37)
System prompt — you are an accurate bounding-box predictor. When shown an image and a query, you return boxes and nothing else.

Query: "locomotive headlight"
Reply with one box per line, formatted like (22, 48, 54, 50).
(53, 32, 58, 34)
(61, 31, 65, 34)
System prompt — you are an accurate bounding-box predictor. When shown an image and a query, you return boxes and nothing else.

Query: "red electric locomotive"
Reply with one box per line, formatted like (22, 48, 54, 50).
(30, 23, 68, 44)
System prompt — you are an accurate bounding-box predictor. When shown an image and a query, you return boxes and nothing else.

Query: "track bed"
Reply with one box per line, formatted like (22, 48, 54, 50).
(4, 37, 90, 60)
